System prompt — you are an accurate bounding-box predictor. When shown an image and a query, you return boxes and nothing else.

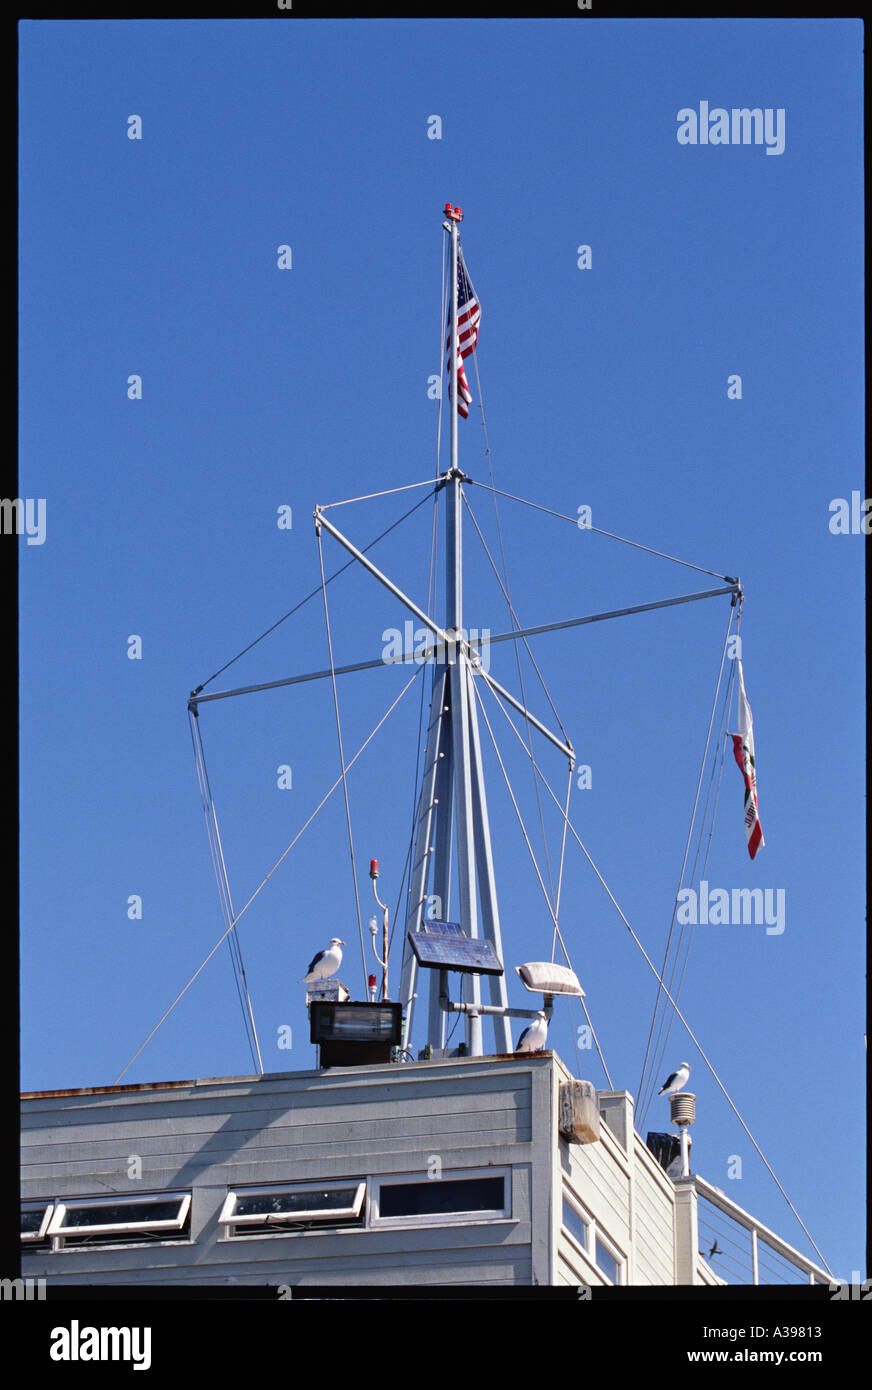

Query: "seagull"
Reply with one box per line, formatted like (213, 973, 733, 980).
(300, 938, 345, 983)
(658, 1061, 691, 1096)
(515, 1011, 548, 1054)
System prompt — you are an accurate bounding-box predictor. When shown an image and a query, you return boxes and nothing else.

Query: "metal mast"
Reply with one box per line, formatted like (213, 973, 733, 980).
(399, 207, 512, 1057)
(184, 205, 744, 1076)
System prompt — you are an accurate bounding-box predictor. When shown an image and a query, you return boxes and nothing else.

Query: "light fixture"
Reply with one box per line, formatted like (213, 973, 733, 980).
(309, 1001, 404, 1068)
(516, 962, 584, 996)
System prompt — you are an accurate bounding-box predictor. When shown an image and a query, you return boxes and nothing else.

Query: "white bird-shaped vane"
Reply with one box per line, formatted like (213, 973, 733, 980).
(658, 1061, 691, 1096)
(301, 938, 345, 983)
(515, 1011, 548, 1054)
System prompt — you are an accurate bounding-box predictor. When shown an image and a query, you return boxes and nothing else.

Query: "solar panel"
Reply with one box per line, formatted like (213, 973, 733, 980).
(422, 920, 464, 937)
(409, 922, 504, 975)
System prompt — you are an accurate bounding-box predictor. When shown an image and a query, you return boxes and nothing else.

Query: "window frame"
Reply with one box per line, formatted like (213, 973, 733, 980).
(21, 1201, 54, 1244)
(219, 1180, 367, 1238)
(594, 1230, 624, 1285)
(560, 1193, 590, 1253)
(561, 1187, 626, 1286)
(368, 1166, 512, 1230)
(46, 1192, 191, 1246)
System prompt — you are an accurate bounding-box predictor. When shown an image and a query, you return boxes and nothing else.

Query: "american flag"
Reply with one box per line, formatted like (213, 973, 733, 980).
(446, 247, 481, 418)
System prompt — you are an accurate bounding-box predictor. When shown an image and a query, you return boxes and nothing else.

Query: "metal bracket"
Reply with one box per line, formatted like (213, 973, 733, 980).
(438, 974, 554, 1023)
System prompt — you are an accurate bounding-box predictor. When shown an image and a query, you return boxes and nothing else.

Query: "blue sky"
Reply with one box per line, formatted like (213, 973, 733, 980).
(18, 17, 865, 1283)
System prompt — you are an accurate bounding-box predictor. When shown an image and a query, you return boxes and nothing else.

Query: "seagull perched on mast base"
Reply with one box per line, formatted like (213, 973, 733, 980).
(515, 1012, 548, 1054)
(658, 1061, 691, 1096)
(301, 938, 345, 983)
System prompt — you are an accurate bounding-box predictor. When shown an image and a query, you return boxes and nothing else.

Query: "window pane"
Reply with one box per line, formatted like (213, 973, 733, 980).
(380, 1177, 504, 1218)
(562, 1199, 588, 1249)
(235, 1189, 359, 1218)
(59, 1199, 182, 1229)
(595, 1237, 618, 1283)
(21, 1208, 48, 1235)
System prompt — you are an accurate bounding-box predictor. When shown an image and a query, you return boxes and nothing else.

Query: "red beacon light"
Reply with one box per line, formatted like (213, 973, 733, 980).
(369, 859, 379, 879)
(443, 203, 463, 222)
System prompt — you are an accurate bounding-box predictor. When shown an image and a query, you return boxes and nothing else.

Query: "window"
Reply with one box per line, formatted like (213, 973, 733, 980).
(595, 1235, 620, 1284)
(219, 1182, 366, 1237)
(371, 1169, 511, 1227)
(561, 1188, 625, 1285)
(21, 1202, 53, 1247)
(46, 1193, 191, 1248)
(561, 1196, 589, 1251)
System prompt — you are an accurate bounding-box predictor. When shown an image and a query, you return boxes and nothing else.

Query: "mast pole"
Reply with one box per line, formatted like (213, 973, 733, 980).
(443, 206, 483, 1055)
(447, 207, 462, 625)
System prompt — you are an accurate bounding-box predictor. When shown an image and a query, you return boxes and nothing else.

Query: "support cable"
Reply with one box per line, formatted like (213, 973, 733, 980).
(470, 675, 613, 1088)
(635, 602, 738, 1116)
(466, 480, 731, 581)
(462, 487, 556, 900)
(317, 526, 367, 990)
(188, 709, 263, 1074)
(461, 490, 571, 742)
(478, 673, 831, 1275)
(392, 487, 442, 959)
(639, 653, 738, 1129)
(318, 478, 440, 511)
(467, 355, 557, 901)
(192, 489, 436, 694)
(116, 666, 424, 1084)
(552, 766, 573, 962)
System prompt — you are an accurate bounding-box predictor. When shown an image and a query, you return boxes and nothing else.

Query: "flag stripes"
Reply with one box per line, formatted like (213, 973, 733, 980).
(446, 247, 480, 418)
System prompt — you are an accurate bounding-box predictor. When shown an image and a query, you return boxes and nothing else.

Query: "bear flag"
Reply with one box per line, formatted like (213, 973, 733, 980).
(731, 660, 764, 859)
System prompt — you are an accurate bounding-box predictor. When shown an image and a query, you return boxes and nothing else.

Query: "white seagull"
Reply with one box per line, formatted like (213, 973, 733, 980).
(515, 1011, 548, 1054)
(658, 1061, 691, 1096)
(300, 938, 345, 983)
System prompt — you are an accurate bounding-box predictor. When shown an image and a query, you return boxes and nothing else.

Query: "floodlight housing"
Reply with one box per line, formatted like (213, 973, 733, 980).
(309, 1002, 403, 1045)
(515, 961, 584, 996)
(309, 1000, 404, 1070)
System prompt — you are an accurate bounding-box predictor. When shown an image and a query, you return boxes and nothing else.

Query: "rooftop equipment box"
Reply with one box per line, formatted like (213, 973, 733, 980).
(310, 1001, 403, 1069)
(559, 1080, 601, 1145)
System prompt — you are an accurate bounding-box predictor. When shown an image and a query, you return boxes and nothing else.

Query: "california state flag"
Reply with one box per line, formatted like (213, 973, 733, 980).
(731, 660, 764, 859)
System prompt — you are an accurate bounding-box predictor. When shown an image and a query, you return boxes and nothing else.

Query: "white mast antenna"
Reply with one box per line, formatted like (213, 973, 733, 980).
(398, 205, 512, 1057)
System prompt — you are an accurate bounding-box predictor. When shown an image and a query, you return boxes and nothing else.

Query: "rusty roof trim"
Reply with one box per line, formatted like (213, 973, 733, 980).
(20, 1079, 201, 1099)
(20, 1053, 559, 1101)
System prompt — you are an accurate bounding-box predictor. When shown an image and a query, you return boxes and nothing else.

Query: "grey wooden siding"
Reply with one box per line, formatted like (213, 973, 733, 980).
(561, 1122, 632, 1250)
(23, 1053, 683, 1286)
(630, 1138, 676, 1284)
(21, 1056, 543, 1287)
(556, 1247, 607, 1286)
(553, 1081, 677, 1286)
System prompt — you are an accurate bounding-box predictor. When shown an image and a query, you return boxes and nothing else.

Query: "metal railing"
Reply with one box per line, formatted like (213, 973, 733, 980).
(693, 1175, 831, 1285)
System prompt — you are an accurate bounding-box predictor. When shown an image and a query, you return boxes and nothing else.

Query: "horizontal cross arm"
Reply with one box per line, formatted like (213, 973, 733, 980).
(476, 585, 740, 649)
